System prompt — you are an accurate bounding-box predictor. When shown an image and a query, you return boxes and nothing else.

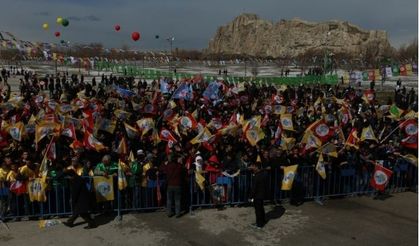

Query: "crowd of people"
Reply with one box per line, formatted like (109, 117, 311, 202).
(0, 65, 417, 228)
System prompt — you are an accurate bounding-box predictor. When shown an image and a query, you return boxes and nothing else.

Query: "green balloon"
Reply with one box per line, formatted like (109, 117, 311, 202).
(62, 19, 69, 27)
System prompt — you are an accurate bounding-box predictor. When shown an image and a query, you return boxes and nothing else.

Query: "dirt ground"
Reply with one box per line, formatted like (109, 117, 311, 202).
(0, 192, 417, 246)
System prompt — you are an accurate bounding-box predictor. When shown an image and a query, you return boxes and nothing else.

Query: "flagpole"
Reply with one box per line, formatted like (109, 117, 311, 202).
(379, 121, 405, 144)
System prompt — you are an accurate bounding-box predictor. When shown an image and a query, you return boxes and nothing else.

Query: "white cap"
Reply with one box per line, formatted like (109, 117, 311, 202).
(137, 149, 144, 155)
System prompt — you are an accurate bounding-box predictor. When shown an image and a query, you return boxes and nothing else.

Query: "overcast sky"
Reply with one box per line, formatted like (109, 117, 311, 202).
(0, 0, 417, 50)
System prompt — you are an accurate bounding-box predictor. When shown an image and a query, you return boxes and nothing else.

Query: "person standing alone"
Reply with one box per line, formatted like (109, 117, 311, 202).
(250, 161, 267, 229)
(63, 169, 96, 229)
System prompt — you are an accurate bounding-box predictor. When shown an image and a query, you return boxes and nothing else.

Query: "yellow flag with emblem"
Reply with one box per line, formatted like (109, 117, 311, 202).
(118, 160, 128, 190)
(190, 128, 213, 145)
(316, 154, 327, 179)
(280, 114, 294, 131)
(245, 127, 265, 146)
(27, 178, 47, 202)
(281, 165, 298, 190)
(195, 171, 206, 191)
(93, 176, 114, 202)
(360, 125, 378, 142)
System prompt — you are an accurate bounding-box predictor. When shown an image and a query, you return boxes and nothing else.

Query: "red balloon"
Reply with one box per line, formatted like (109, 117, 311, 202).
(114, 25, 121, 31)
(54, 31, 61, 37)
(131, 32, 140, 41)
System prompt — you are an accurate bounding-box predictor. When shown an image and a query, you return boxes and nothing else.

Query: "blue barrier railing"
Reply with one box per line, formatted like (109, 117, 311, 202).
(0, 165, 417, 221)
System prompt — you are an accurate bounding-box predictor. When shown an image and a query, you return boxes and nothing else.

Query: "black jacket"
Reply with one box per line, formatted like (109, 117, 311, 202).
(251, 170, 268, 200)
(70, 176, 91, 214)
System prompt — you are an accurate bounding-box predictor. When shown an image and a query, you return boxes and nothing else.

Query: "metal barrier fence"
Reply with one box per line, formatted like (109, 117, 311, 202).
(0, 164, 417, 221)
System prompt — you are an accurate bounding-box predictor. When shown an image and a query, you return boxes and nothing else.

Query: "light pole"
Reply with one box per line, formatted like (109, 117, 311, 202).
(166, 37, 174, 73)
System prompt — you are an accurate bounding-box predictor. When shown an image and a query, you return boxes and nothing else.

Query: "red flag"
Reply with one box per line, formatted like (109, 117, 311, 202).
(0, 131, 8, 149)
(399, 65, 407, 76)
(370, 164, 393, 191)
(400, 119, 418, 149)
(83, 131, 105, 151)
(159, 128, 177, 143)
(261, 114, 269, 127)
(47, 139, 56, 160)
(69, 139, 84, 150)
(61, 123, 77, 140)
(81, 110, 94, 133)
(363, 89, 375, 104)
(307, 119, 334, 143)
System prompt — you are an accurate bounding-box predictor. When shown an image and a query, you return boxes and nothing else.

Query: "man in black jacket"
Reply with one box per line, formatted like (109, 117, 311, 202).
(63, 170, 96, 229)
(250, 161, 267, 229)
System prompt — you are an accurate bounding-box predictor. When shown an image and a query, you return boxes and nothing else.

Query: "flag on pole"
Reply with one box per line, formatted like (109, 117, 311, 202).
(400, 119, 418, 149)
(316, 154, 327, 179)
(370, 164, 393, 191)
(61, 123, 76, 140)
(8, 122, 24, 141)
(245, 127, 265, 146)
(190, 128, 213, 144)
(280, 114, 294, 131)
(400, 154, 418, 167)
(116, 137, 128, 156)
(317, 143, 338, 158)
(360, 125, 378, 142)
(159, 128, 177, 143)
(195, 171, 206, 191)
(388, 104, 404, 120)
(83, 131, 106, 151)
(93, 176, 114, 202)
(136, 118, 155, 136)
(118, 159, 128, 190)
(124, 122, 139, 139)
(301, 130, 322, 150)
(345, 128, 360, 149)
(281, 165, 298, 190)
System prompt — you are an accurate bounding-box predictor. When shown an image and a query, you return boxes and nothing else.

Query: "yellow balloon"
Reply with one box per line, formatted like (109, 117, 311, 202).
(56, 17, 63, 24)
(42, 23, 49, 30)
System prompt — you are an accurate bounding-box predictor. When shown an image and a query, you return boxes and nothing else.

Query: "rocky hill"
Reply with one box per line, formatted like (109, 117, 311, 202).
(206, 13, 392, 58)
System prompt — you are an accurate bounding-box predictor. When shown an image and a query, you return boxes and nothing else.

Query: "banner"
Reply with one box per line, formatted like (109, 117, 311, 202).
(94, 176, 114, 202)
(27, 178, 47, 202)
(281, 165, 298, 190)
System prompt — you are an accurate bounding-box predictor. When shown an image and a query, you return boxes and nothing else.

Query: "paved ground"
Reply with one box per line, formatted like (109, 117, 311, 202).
(0, 192, 417, 246)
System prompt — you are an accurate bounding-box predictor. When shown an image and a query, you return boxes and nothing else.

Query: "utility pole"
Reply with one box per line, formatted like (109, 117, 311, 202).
(166, 37, 174, 74)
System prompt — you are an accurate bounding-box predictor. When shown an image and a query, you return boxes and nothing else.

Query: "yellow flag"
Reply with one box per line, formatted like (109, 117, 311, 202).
(301, 130, 322, 150)
(124, 122, 139, 139)
(190, 128, 213, 145)
(401, 154, 418, 167)
(118, 160, 128, 190)
(8, 122, 24, 141)
(27, 178, 47, 202)
(93, 176, 114, 202)
(316, 154, 327, 179)
(245, 127, 265, 146)
(242, 115, 261, 132)
(39, 153, 49, 184)
(360, 125, 378, 142)
(318, 143, 338, 158)
(128, 151, 135, 163)
(137, 118, 155, 136)
(280, 137, 296, 151)
(195, 171, 206, 191)
(280, 114, 294, 131)
(281, 165, 298, 190)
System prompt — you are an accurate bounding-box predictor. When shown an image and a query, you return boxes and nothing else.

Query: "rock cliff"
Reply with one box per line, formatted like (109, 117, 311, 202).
(206, 13, 392, 58)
